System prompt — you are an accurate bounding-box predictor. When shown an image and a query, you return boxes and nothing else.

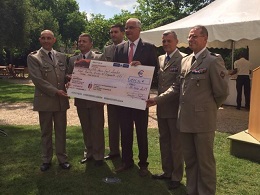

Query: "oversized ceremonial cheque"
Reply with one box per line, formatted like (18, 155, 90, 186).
(67, 59, 155, 110)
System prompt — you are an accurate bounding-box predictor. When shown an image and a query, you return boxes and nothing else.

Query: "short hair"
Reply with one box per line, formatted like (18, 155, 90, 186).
(79, 33, 93, 43)
(111, 23, 125, 32)
(40, 30, 54, 36)
(126, 18, 142, 29)
(163, 30, 177, 39)
(192, 25, 208, 37)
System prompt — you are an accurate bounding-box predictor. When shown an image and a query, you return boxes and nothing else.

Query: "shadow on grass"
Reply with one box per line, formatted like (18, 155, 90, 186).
(0, 126, 186, 195)
(0, 80, 34, 103)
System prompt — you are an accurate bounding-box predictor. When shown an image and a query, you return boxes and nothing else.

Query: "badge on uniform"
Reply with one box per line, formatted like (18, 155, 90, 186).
(220, 71, 225, 79)
(191, 68, 207, 74)
(170, 66, 179, 73)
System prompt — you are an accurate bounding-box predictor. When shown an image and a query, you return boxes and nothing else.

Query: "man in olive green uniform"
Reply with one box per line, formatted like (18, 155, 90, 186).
(68, 33, 105, 166)
(147, 25, 229, 195)
(151, 30, 185, 190)
(27, 30, 71, 172)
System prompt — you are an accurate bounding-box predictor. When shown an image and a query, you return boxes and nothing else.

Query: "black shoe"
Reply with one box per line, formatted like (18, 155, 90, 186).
(236, 107, 241, 110)
(59, 162, 71, 170)
(152, 173, 171, 180)
(80, 156, 93, 164)
(40, 163, 51, 172)
(104, 154, 120, 160)
(168, 181, 181, 190)
(94, 160, 103, 166)
(115, 163, 134, 173)
(139, 167, 149, 177)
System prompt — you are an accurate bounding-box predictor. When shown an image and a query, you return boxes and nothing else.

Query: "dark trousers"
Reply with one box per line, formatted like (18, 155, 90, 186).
(117, 106, 149, 168)
(236, 75, 251, 108)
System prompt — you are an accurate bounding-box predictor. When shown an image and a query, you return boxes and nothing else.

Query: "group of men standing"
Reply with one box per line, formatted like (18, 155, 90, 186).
(27, 17, 229, 195)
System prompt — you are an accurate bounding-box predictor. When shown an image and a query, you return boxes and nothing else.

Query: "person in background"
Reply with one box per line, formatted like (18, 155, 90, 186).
(68, 33, 105, 167)
(151, 30, 185, 190)
(101, 24, 125, 160)
(27, 29, 71, 172)
(229, 51, 252, 110)
(113, 18, 158, 177)
(147, 25, 229, 194)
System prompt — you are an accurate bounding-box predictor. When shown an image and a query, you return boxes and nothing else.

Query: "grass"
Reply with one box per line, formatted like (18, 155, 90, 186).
(0, 80, 34, 103)
(0, 126, 259, 195)
(0, 79, 259, 194)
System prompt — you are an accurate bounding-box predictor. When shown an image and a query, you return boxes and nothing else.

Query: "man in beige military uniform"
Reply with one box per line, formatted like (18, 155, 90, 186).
(101, 24, 125, 160)
(147, 25, 229, 195)
(68, 33, 105, 166)
(151, 30, 185, 190)
(27, 30, 71, 172)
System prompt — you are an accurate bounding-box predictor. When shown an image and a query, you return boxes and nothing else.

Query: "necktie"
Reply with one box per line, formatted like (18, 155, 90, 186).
(165, 55, 170, 64)
(83, 54, 86, 59)
(191, 56, 196, 66)
(48, 52, 52, 61)
(128, 42, 134, 63)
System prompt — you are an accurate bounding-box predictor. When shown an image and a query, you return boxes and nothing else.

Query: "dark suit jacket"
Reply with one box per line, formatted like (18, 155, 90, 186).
(114, 39, 157, 68)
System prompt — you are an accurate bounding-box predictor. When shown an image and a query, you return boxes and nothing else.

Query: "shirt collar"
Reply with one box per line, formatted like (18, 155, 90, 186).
(193, 47, 206, 59)
(129, 38, 140, 46)
(41, 47, 54, 55)
(166, 48, 177, 58)
(82, 51, 90, 58)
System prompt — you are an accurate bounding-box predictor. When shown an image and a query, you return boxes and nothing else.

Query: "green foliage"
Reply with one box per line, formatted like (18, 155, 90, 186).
(0, 0, 28, 50)
(135, 0, 215, 30)
(85, 14, 111, 50)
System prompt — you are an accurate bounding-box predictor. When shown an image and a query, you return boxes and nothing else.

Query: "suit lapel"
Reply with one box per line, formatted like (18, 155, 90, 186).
(164, 53, 177, 70)
(185, 49, 208, 76)
(159, 56, 166, 70)
(86, 51, 95, 60)
(133, 39, 144, 60)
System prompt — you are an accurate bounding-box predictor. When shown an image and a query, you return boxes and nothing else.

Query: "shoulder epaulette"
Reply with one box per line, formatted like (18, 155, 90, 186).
(30, 50, 38, 54)
(210, 52, 220, 57)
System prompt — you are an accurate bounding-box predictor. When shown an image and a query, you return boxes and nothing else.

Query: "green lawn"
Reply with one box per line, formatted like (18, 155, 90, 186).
(0, 79, 259, 195)
(0, 126, 259, 195)
(0, 80, 34, 103)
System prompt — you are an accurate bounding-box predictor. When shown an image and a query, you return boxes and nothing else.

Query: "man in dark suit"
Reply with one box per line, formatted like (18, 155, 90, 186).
(151, 30, 185, 190)
(101, 24, 125, 160)
(27, 30, 71, 171)
(68, 33, 105, 166)
(147, 25, 229, 194)
(113, 18, 158, 177)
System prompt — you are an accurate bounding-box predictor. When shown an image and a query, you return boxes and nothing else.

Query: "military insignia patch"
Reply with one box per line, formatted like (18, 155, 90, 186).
(220, 71, 225, 79)
(170, 66, 179, 73)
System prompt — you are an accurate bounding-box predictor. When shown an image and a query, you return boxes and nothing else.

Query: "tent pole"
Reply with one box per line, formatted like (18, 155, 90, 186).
(231, 40, 235, 70)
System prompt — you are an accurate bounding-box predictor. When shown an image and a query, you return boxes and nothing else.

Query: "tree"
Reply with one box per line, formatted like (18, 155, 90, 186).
(135, 0, 215, 30)
(85, 14, 111, 51)
(30, 0, 86, 51)
(0, 0, 30, 65)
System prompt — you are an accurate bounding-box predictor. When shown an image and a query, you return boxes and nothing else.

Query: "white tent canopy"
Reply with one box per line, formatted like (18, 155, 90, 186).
(141, 0, 260, 49)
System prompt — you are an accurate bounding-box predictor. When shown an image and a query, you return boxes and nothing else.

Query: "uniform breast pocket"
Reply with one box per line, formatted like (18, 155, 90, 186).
(59, 65, 66, 71)
(40, 66, 52, 77)
(191, 75, 206, 87)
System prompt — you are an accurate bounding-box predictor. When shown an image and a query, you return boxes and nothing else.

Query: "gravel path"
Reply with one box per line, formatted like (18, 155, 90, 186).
(0, 79, 249, 134)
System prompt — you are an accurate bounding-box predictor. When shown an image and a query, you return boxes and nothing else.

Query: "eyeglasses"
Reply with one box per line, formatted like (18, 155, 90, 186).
(187, 35, 204, 40)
